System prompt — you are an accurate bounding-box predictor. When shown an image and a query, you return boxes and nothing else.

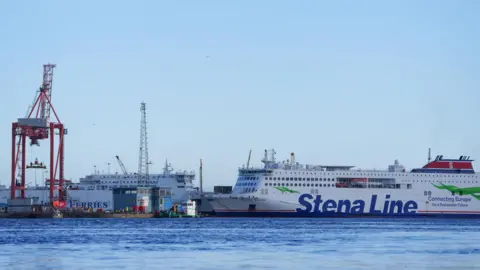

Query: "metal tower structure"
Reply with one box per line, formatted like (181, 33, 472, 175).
(199, 159, 203, 193)
(40, 64, 55, 120)
(138, 102, 149, 185)
(11, 63, 67, 203)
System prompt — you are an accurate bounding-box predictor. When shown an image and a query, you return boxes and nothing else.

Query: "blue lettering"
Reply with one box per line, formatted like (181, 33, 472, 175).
(403, 201, 418, 213)
(296, 194, 313, 213)
(388, 200, 403, 214)
(351, 200, 365, 213)
(383, 194, 391, 214)
(313, 195, 323, 212)
(337, 200, 351, 213)
(369, 195, 382, 214)
(66, 201, 109, 209)
(455, 197, 471, 203)
(297, 194, 418, 215)
(322, 199, 337, 213)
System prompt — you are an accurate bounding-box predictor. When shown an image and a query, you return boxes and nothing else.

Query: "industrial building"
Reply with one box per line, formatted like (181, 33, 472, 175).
(113, 187, 173, 213)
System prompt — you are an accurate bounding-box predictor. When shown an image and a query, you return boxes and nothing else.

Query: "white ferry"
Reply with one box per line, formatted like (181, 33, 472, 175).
(204, 149, 480, 218)
(0, 160, 196, 211)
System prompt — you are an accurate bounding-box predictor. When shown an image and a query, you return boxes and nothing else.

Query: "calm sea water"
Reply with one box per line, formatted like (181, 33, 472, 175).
(0, 218, 479, 270)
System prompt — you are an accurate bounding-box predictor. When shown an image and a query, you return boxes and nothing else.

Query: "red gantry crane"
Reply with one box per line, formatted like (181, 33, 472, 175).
(10, 63, 67, 205)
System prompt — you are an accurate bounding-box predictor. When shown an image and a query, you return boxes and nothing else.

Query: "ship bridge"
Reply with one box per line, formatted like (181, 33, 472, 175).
(318, 165, 354, 171)
(239, 149, 357, 172)
(238, 168, 273, 175)
(233, 149, 358, 194)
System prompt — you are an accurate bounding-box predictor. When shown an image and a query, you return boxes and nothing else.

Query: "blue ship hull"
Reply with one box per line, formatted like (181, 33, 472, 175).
(212, 211, 480, 218)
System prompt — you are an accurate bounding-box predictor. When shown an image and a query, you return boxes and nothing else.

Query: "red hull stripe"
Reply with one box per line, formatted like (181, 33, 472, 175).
(215, 210, 480, 214)
(214, 209, 296, 212)
(418, 210, 480, 213)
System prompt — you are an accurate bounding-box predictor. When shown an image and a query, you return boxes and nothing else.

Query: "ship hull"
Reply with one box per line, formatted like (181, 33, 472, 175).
(207, 186, 480, 218)
(0, 187, 193, 212)
(0, 189, 114, 211)
(212, 211, 480, 218)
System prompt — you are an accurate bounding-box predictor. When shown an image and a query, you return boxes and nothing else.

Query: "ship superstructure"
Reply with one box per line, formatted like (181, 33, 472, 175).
(0, 160, 196, 209)
(70, 160, 195, 200)
(204, 149, 480, 217)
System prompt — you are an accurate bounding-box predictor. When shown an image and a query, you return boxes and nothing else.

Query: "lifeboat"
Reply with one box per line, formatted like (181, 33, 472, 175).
(351, 178, 368, 183)
(52, 201, 66, 208)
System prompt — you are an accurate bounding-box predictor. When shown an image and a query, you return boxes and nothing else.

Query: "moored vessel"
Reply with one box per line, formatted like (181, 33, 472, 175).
(0, 160, 196, 212)
(203, 149, 480, 218)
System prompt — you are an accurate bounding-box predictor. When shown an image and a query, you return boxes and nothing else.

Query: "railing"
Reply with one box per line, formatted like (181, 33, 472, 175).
(84, 170, 196, 177)
(236, 166, 409, 173)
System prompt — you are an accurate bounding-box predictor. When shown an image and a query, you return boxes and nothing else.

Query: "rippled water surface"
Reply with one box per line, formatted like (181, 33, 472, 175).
(0, 218, 479, 269)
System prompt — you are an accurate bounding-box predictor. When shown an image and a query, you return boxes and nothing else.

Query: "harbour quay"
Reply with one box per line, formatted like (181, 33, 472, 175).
(0, 187, 200, 218)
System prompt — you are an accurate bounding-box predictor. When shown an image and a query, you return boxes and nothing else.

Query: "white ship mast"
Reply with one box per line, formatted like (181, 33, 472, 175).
(163, 159, 173, 175)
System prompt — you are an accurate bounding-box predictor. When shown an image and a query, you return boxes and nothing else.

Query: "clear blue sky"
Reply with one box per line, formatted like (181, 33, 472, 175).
(1, 1, 479, 190)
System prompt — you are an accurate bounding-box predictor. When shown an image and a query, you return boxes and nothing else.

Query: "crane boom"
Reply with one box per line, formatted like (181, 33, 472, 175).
(115, 155, 128, 175)
(41, 64, 55, 121)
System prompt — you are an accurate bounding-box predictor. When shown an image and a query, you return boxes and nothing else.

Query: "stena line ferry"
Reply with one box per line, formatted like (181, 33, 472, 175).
(205, 149, 480, 218)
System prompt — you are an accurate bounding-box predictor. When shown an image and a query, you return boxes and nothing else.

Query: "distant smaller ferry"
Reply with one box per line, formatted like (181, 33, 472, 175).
(0, 160, 196, 211)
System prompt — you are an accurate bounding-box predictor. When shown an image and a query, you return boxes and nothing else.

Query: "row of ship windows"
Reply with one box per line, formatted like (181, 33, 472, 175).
(96, 182, 192, 189)
(89, 185, 181, 192)
(96, 176, 192, 179)
(266, 183, 334, 187)
(264, 178, 479, 184)
(237, 180, 480, 187)
(241, 184, 410, 192)
(237, 182, 257, 187)
(98, 181, 188, 184)
(238, 177, 259, 181)
(93, 185, 137, 189)
(238, 182, 401, 188)
(266, 183, 409, 189)
(267, 177, 335, 181)
(100, 181, 158, 184)
(401, 180, 479, 184)
(271, 172, 478, 178)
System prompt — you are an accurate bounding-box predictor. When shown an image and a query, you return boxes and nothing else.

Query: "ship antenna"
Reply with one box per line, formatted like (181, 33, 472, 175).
(246, 149, 252, 169)
(262, 149, 268, 162)
(199, 159, 203, 193)
(138, 102, 149, 186)
(428, 148, 431, 163)
(271, 148, 276, 162)
(163, 159, 169, 174)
